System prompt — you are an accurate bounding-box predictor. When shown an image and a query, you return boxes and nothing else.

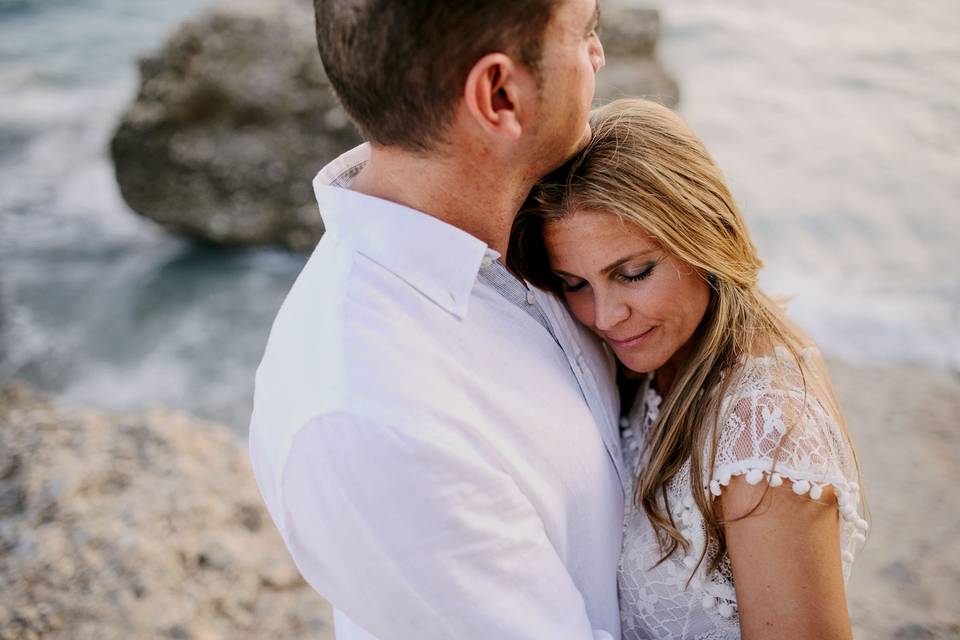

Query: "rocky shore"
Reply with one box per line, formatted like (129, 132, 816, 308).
(110, 0, 678, 250)
(0, 384, 333, 640)
(832, 362, 960, 640)
(1, 361, 957, 639)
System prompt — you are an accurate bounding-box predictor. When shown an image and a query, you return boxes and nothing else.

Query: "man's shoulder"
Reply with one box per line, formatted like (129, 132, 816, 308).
(264, 233, 445, 356)
(252, 233, 472, 435)
(249, 236, 443, 506)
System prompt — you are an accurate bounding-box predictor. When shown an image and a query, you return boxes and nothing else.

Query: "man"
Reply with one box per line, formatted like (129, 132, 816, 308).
(249, 1, 624, 638)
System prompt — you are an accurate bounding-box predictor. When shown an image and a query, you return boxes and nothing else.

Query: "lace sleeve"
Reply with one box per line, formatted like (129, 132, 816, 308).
(706, 347, 868, 565)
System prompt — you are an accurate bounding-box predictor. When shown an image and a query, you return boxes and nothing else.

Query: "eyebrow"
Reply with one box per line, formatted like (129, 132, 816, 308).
(599, 250, 657, 274)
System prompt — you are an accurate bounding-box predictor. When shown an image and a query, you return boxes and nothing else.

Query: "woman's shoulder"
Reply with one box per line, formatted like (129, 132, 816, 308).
(707, 341, 869, 569)
(708, 341, 857, 497)
(725, 342, 820, 398)
(717, 341, 836, 427)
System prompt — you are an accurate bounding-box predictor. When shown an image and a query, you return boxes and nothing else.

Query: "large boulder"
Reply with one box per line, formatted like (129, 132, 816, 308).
(111, 1, 678, 250)
(111, 0, 360, 251)
(0, 384, 333, 639)
(596, 7, 680, 108)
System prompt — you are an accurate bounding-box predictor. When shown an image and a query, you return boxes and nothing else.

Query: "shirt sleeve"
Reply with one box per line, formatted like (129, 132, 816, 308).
(278, 413, 615, 640)
(706, 348, 868, 565)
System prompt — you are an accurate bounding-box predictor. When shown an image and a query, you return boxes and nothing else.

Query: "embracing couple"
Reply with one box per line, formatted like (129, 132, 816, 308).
(249, 1, 867, 638)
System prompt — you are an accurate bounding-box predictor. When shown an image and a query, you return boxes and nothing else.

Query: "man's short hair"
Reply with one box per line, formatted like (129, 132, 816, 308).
(314, 0, 558, 153)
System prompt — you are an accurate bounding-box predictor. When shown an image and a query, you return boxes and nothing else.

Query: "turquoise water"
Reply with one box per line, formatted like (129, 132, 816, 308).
(1, 0, 958, 430)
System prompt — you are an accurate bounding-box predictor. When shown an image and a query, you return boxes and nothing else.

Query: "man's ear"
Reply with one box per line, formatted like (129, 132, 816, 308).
(463, 53, 528, 141)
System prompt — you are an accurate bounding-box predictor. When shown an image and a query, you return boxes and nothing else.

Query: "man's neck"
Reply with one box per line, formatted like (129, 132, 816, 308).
(348, 144, 536, 258)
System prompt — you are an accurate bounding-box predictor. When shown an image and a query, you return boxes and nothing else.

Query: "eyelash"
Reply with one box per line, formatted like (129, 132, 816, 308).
(617, 263, 656, 284)
(563, 280, 588, 293)
(560, 262, 656, 293)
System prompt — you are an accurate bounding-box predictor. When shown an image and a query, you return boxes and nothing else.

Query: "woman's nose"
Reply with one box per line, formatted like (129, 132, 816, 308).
(593, 290, 629, 332)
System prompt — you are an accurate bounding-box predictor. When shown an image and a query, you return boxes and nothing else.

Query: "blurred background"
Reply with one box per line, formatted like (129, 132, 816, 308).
(1, 0, 957, 638)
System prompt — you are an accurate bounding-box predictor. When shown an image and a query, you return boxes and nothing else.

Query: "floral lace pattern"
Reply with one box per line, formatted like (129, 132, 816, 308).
(618, 347, 866, 639)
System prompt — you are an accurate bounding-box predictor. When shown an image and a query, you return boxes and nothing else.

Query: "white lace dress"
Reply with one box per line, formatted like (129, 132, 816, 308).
(618, 347, 867, 640)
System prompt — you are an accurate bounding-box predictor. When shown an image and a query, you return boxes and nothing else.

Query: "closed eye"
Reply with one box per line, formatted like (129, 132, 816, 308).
(557, 276, 588, 293)
(618, 269, 651, 283)
(616, 261, 657, 284)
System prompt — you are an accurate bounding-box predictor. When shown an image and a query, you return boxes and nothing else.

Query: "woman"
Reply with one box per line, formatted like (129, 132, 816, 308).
(510, 99, 867, 640)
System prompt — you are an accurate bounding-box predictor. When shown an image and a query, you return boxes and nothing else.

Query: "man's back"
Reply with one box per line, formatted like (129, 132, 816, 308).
(249, 148, 624, 639)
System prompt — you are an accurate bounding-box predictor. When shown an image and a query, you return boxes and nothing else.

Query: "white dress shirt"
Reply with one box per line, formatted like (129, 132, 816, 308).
(249, 144, 625, 640)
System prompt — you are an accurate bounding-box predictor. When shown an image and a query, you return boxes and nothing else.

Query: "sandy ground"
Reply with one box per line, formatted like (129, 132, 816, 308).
(0, 385, 333, 640)
(832, 362, 960, 639)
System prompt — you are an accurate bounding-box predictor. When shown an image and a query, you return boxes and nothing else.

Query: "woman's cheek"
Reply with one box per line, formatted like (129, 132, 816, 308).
(564, 291, 596, 330)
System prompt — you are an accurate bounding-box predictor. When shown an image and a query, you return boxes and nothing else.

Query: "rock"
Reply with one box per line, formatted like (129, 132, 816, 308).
(598, 5, 662, 58)
(595, 6, 679, 108)
(595, 6, 680, 109)
(0, 484, 25, 517)
(894, 624, 937, 640)
(894, 624, 960, 640)
(0, 383, 333, 640)
(111, 0, 678, 250)
(111, 0, 362, 251)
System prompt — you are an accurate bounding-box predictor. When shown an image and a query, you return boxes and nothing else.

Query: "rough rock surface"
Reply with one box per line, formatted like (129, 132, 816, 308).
(0, 384, 333, 640)
(596, 6, 680, 107)
(111, 0, 360, 250)
(111, 1, 678, 250)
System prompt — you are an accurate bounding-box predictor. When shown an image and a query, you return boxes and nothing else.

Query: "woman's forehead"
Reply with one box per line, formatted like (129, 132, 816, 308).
(546, 210, 653, 245)
(543, 211, 660, 269)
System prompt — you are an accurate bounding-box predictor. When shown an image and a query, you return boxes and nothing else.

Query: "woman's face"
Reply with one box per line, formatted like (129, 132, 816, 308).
(543, 210, 711, 375)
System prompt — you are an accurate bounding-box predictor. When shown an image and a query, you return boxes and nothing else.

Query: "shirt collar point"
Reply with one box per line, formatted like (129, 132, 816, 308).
(312, 143, 489, 318)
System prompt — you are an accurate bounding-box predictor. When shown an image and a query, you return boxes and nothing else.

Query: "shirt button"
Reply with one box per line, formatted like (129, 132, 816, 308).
(480, 256, 494, 268)
(526, 291, 535, 305)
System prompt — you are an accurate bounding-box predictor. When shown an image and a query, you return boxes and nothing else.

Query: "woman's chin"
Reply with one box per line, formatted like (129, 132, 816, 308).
(603, 332, 669, 375)
(610, 348, 663, 376)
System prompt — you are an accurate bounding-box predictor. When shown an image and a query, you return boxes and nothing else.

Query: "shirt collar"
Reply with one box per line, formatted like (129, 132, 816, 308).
(313, 143, 495, 319)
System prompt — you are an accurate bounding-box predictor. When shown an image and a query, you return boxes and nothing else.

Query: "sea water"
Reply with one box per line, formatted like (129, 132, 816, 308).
(0, 0, 957, 430)
(658, 0, 960, 371)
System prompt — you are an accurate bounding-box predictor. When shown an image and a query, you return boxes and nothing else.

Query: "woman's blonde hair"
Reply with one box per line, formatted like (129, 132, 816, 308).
(509, 98, 861, 573)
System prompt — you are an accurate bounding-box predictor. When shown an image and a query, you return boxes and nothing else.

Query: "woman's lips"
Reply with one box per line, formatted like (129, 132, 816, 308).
(606, 326, 657, 349)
